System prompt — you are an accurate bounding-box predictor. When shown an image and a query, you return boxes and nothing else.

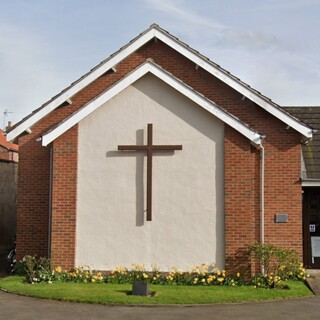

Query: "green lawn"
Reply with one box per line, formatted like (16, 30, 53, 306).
(0, 276, 313, 305)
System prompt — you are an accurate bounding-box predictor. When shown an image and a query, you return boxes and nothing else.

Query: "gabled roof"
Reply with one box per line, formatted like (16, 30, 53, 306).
(42, 60, 263, 147)
(7, 24, 313, 142)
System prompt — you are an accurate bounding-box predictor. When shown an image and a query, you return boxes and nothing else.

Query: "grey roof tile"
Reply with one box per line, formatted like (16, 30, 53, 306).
(283, 106, 320, 179)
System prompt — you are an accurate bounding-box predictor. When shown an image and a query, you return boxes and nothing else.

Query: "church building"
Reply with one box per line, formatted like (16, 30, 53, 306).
(7, 24, 316, 273)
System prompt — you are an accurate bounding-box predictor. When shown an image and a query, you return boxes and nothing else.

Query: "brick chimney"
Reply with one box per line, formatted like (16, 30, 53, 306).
(6, 121, 12, 132)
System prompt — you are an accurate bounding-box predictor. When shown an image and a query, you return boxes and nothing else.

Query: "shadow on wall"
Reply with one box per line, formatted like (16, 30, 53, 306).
(106, 129, 178, 227)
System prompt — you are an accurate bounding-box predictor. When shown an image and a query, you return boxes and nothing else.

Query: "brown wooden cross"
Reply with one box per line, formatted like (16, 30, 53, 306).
(118, 123, 182, 221)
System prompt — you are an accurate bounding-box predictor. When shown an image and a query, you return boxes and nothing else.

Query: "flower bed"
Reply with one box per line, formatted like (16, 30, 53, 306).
(26, 261, 243, 287)
(17, 254, 309, 289)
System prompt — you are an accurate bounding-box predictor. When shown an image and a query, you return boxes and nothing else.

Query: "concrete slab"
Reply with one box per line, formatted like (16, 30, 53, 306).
(306, 270, 320, 295)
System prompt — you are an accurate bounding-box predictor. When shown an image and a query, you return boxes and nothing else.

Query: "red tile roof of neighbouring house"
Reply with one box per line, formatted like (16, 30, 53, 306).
(0, 129, 19, 151)
(0, 129, 19, 162)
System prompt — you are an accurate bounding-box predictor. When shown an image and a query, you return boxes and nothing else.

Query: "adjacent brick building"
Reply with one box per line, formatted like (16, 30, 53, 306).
(7, 25, 315, 272)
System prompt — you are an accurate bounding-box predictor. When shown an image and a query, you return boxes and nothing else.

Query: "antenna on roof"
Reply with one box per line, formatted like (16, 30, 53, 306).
(3, 109, 13, 130)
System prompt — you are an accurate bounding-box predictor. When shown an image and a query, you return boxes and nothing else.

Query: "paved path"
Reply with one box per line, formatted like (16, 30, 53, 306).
(0, 290, 319, 320)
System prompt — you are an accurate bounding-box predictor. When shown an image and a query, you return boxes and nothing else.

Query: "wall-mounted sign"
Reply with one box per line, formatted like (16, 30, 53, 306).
(275, 214, 288, 223)
(310, 224, 316, 233)
(311, 236, 320, 258)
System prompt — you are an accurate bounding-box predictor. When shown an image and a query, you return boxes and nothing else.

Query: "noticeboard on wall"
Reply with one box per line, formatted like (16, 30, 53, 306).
(311, 236, 320, 258)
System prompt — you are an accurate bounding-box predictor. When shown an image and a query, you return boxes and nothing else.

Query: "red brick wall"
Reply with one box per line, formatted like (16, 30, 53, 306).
(16, 104, 82, 261)
(224, 124, 302, 274)
(224, 127, 260, 275)
(16, 133, 50, 260)
(16, 38, 302, 271)
(50, 126, 78, 269)
(263, 131, 302, 254)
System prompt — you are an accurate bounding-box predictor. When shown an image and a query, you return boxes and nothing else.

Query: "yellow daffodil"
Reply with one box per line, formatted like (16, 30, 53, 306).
(55, 266, 62, 274)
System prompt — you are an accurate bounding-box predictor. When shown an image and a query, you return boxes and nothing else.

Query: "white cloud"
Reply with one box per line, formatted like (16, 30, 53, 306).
(143, 0, 320, 106)
(144, 0, 225, 31)
(260, 0, 320, 10)
(143, 0, 281, 50)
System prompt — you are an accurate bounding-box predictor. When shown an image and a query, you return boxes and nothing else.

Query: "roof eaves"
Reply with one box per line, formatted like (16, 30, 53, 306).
(281, 106, 317, 132)
(6, 25, 158, 142)
(152, 25, 312, 138)
(301, 179, 320, 187)
(41, 60, 263, 147)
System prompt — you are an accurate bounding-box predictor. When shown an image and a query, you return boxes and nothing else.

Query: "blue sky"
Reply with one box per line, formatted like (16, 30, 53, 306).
(1, 0, 320, 129)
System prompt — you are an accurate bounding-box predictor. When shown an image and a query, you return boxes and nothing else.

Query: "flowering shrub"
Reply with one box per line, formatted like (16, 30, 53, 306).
(251, 273, 282, 289)
(250, 243, 310, 288)
(16, 255, 52, 283)
(286, 263, 309, 281)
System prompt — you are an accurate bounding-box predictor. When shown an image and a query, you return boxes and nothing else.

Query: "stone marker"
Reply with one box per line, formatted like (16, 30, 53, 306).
(132, 281, 149, 296)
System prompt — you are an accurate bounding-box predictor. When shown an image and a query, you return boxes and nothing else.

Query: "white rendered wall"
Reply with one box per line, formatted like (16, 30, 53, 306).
(76, 74, 225, 271)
